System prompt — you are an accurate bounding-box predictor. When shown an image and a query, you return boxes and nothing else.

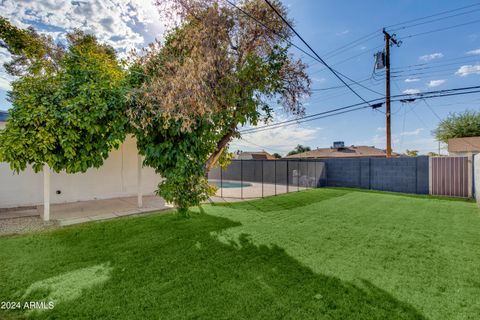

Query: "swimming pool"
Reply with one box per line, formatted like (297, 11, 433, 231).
(209, 180, 252, 188)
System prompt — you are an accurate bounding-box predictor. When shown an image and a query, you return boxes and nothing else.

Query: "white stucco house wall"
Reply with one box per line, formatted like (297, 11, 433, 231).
(0, 111, 162, 219)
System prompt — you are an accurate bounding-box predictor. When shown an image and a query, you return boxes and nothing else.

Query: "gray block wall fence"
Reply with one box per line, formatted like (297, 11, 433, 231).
(209, 156, 430, 196)
(319, 156, 429, 194)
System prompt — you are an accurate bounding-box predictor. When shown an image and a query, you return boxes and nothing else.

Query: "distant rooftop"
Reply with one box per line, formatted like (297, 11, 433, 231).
(0, 110, 9, 122)
(235, 151, 275, 160)
(285, 142, 399, 159)
(448, 137, 480, 153)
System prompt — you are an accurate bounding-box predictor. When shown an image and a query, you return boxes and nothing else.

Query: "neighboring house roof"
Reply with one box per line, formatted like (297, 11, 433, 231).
(236, 151, 275, 160)
(285, 145, 398, 159)
(448, 137, 480, 153)
(0, 110, 9, 122)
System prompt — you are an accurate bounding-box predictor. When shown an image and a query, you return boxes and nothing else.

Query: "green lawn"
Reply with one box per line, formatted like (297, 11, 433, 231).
(1, 188, 479, 319)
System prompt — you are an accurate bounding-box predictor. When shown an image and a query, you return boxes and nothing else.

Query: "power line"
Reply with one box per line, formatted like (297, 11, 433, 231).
(422, 99, 442, 121)
(242, 106, 370, 134)
(223, 0, 383, 97)
(389, 68, 463, 79)
(398, 18, 480, 41)
(391, 59, 480, 73)
(391, 66, 468, 76)
(262, 0, 376, 104)
(308, 45, 383, 76)
(388, 7, 480, 32)
(242, 89, 480, 134)
(392, 54, 480, 70)
(311, 75, 373, 91)
(240, 85, 480, 134)
(237, 137, 285, 153)
(323, 32, 379, 59)
(385, 3, 480, 29)
(322, 3, 480, 63)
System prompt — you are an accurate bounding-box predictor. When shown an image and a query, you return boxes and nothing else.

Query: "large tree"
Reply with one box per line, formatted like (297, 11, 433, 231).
(128, 0, 310, 214)
(287, 144, 311, 156)
(0, 18, 128, 173)
(433, 110, 480, 143)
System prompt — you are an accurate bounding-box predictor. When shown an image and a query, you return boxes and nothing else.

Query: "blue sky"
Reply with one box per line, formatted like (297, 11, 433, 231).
(1, 0, 480, 155)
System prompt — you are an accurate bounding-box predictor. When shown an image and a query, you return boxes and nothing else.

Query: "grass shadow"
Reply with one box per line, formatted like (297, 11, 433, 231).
(0, 213, 426, 319)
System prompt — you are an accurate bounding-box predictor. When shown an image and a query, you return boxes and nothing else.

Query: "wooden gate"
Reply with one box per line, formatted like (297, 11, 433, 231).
(429, 156, 472, 198)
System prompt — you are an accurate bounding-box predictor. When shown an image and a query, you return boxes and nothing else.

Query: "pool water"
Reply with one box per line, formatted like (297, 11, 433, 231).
(210, 180, 252, 188)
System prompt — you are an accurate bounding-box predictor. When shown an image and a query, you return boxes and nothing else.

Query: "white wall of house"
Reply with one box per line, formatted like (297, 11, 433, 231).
(0, 135, 162, 208)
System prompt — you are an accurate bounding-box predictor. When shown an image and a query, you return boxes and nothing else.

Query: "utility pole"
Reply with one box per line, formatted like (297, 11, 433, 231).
(383, 28, 399, 157)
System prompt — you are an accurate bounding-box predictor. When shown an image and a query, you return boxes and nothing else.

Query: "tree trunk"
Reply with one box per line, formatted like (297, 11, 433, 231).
(204, 124, 236, 174)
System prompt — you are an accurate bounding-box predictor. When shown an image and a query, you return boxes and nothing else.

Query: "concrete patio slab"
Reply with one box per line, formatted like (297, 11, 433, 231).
(0, 208, 38, 220)
(1, 183, 304, 230)
(51, 195, 170, 225)
(0, 195, 171, 227)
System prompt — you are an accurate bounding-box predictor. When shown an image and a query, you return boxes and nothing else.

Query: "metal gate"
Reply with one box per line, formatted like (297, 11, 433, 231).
(429, 156, 472, 198)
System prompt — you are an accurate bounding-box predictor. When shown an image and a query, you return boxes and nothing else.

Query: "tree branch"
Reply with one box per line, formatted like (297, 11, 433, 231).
(204, 118, 237, 173)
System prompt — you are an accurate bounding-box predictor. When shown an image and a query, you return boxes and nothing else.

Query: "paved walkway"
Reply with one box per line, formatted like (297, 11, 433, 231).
(0, 183, 306, 233)
(0, 195, 171, 227)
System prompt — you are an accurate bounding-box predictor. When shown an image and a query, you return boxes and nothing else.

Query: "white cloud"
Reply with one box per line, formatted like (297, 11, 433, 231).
(0, 0, 172, 93)
(357, 129, 439, 154)
(419, 53, 443, 62)
(231, 115, 319, 155)
(399, 128, 424, 136)
(403, 89, 421, 95)
(466, 48, 480, 55)
(427, 79, 446, 87)
(0, 0, 166, 54)
(0, 48, 14, 91)
(336, 29, 349, 36)
(455, 64, 480, 76)
(312, 77, 326, 83)
(467, 34, 478, 42)
(405, 78, 420, 83)
(0, 77, 12, 91)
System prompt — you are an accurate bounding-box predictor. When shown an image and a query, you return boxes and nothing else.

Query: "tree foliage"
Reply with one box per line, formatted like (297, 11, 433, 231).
(287, 144, 311, 156)
(128, 0, 310, 213)
(433, 110, 480, 143)
(0, 18, 128, 173)
(404, 150, 419, 157)
(272, 152, 282, 159)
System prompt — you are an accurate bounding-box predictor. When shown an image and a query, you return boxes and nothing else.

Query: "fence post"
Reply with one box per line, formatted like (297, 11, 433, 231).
(274, 160, 277, 196)
(468, 154, 473, 198)
(261, 160, 264, 198)
(428, 157, 433, 195)
(307, 161, 311, 189)
(241, 159, 243, 199)
(415, 156, 418, 194)
(358, 159, 362, 188)
(314, 160, 317, 188)
(286, 160, 289, 193)
(297, 161, 300, 192)
(368, 158, 372, 189)
(220, 165, 223, 198)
